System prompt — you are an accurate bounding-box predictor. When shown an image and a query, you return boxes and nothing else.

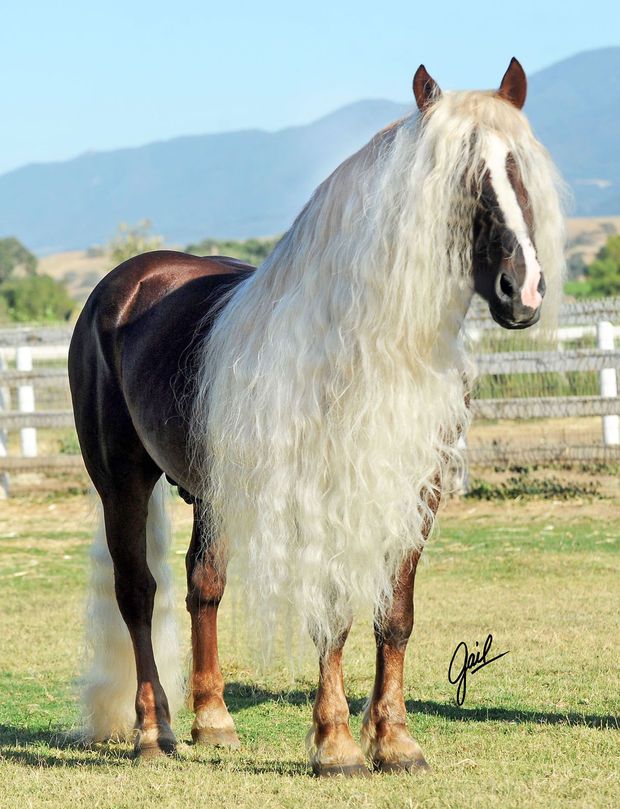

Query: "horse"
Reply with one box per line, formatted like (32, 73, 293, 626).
(68, 58, 565, 776)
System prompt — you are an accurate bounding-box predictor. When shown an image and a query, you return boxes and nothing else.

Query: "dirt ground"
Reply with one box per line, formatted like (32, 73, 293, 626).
(566, 215, 620, 265)
(2, 473, 619, 532)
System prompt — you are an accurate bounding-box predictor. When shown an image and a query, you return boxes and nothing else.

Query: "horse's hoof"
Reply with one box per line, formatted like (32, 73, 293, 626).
(134, 727, 177, 759)
(373, 757, 430, 774)
(134, 741, 176, 760)
(312, 763, 371, 778)
(191, 726, 241, 749)
(135, 744, 165, 760)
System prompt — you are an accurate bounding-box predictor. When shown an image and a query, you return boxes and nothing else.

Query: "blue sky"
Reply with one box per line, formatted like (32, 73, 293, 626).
(1, 0, 618, 175)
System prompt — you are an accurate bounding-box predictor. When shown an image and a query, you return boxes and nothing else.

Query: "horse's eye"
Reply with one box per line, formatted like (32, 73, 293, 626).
(500, 229, 517, 253)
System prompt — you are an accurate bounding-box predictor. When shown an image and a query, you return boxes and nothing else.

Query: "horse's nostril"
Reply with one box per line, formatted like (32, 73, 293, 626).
(499, 272, 515, 299)
(537, 274, 546, 297)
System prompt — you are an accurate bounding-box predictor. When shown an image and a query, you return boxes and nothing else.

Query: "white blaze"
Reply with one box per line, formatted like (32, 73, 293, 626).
(485, 134, 542, 310)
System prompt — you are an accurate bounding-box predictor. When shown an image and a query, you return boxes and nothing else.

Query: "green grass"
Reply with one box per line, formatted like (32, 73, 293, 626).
(0, 496, 618, 808)
(473, 370, 599, 400)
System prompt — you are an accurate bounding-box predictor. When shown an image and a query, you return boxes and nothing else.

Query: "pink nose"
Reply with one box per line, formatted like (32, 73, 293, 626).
(521, 285, 542, 309)
(520, 268, 542, 310)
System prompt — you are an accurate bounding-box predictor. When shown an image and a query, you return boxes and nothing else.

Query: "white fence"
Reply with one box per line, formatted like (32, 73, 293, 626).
(0, 327, 77, 497)
(1, 303, 619, 497)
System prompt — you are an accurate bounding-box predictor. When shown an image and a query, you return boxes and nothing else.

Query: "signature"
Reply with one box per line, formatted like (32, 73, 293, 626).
(448, 633, 509, 706)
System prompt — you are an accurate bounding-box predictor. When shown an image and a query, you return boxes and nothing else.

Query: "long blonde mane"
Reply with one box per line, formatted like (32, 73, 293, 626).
(190, 90, 565, 654)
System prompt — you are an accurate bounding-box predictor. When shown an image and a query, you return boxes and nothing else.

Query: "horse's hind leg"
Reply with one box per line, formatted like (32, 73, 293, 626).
(100, 474, 177, 758)
(307, 627, 368, 777)
(186, 503, 239, 747)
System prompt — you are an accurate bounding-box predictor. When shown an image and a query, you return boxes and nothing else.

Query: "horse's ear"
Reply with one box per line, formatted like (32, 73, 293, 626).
(498, 57, 527, 109)
(413, 65, 441, 113)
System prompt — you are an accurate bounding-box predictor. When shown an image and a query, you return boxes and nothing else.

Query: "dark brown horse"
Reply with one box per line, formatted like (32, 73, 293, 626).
(68, 59, 564, 775)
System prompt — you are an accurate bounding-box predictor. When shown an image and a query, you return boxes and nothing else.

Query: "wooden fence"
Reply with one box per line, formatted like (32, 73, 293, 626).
(1, 304, 619, 497)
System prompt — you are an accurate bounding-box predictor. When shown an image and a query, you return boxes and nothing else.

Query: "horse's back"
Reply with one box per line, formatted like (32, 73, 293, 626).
(69, 251, 253, 492)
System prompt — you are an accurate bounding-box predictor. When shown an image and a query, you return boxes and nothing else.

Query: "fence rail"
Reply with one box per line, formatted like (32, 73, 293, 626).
(466, 297, 620, 328)
(0, 369, 69, 386)
(1, 301, 619, 494)
(0, 455, 83, 473)
(474, 348, 620, 375)
(471, 395, 620, 420)
(0, 326, 73, 346)
(0, 410, 74, 430)
(467, 444, 620, 465)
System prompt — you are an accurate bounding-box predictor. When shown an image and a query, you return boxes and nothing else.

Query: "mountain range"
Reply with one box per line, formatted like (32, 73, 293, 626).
(1, 47, 619, 253)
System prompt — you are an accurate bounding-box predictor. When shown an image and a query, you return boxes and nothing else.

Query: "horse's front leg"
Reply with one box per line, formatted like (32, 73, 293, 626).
(186, 504, 240, 747)
(361, 549, 429, 773)
(307, 627, 368, 777)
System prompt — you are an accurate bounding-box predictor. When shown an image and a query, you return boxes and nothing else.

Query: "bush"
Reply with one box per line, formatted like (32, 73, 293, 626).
(0, 236, 37, 282)
(0, 274, 75, 322)
(186, 236, 280, 266)
(567, 234, 620, 298)
(108, 220, 164, 266)
(59, 432, 81, 455)
(465, 469, 601, 501)
(0, 294, 10, 324)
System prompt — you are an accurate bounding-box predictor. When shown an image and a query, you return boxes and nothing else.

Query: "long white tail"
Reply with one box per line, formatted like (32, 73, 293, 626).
(79, 478, 183, 741)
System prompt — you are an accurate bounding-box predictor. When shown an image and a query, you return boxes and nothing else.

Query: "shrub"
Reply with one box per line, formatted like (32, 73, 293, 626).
(0, 274, 75, 322)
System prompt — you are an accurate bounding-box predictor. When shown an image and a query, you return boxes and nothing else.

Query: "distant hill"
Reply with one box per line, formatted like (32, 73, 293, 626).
(1, 47, 620, 253)
(526, 47, 620, 216)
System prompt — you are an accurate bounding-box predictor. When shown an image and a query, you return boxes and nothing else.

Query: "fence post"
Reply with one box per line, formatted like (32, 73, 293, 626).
(0, 353, 9, 498)
(16, 346, 38, 457)
(597, 320, 619, 446)
(456, 434, 469, 495)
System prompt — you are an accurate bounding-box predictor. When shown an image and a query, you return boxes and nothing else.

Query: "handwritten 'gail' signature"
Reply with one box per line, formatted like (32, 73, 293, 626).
(448, 633, 509, 706)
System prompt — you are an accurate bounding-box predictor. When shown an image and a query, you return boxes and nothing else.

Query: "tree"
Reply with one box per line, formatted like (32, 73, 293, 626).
(0, 294, 10, 324)
(107, 220, 164, 267)
(185, 236, 280, 266)
(586, 235, 620, 297)
(0, 236, 37, 283)
(565, 234, 620, 299)
(0, 274, 74, 322)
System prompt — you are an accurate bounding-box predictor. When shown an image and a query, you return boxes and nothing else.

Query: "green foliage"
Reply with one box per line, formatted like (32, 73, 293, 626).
(58, 432, 81, 455)
(564, 277, 593, 298)
(186, 236, 280, 266)
(0, 274, 74, 322)
(107, 219, 164, 267)
(587, 254, 620, 296)
(466, 467, 601, 500)
(567, 234, 620, 298)
(0, 294, 10, 324)
(0, 236, 37, 283)
(474, 370, 598, 400)
(0, 235, 74, 324)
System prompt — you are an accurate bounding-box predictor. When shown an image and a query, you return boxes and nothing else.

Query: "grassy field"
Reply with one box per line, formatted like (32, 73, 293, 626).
(0, 493, 618, 808)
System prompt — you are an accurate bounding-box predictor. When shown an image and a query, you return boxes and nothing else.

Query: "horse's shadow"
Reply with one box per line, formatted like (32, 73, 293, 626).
(401, 699, 619, 730)
(0, 683, 616, 770)
(0, 724, 134, 767)
(222, 682, 619, 731)
(0, 721, 307, 775)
